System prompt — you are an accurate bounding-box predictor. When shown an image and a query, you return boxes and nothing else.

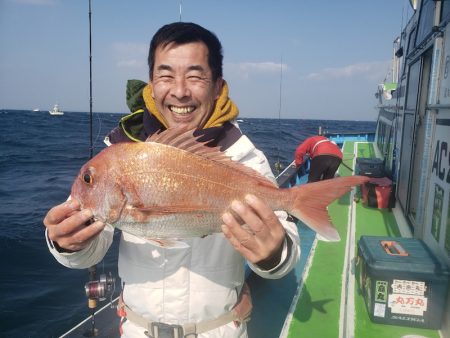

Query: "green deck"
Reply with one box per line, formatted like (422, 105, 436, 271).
(286, 141, 440, 338)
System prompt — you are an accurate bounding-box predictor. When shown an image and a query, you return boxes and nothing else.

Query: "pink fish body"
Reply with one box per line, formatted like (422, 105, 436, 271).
(71, 129, 369, 242)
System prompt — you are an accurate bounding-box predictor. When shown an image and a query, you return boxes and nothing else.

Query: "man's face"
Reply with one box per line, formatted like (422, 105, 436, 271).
(150, 41, 223, 129)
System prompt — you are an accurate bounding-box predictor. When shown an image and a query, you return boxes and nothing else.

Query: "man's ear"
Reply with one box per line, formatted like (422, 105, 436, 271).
(148, 80, 155, 99)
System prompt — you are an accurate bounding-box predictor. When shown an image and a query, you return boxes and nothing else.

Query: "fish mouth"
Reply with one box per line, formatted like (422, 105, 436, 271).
(168, 105, 196, 115)
(93, 216, 106, 223)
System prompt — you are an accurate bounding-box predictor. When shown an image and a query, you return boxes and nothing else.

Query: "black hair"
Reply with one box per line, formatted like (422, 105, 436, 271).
(148, 22, 223, 81)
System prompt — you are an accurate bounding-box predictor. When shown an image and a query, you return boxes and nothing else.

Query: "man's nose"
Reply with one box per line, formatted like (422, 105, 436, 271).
(171, 78, 191, 98)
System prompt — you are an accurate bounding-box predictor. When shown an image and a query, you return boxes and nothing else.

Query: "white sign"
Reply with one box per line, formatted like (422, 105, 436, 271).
(391, 279, 426, 296)
(374, 303, 386, 317)
(388, 293, 428, 316)
(426, 116, 450, 259)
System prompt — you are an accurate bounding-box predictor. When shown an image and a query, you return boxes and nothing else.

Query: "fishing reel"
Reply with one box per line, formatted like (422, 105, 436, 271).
(84, 272, 116, 301)
(274, 161, 284, 174)
(83, 269, 116, 337)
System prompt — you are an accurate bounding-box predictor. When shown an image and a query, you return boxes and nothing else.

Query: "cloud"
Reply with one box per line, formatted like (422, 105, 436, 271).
(112, 42, 148, 69)
(305, 61, 390, 81)
(225, 62, 288, 79)
(229, 62, 287, 73)
(12, 0, 57, 4)
(117, 60, 143, 68)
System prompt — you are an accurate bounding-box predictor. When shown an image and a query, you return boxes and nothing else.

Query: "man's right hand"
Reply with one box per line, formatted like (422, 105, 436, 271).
(43, 199, 105, 252)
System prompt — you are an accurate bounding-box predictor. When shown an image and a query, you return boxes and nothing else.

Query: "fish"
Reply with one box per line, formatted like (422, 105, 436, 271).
(70, 128, 369, 244)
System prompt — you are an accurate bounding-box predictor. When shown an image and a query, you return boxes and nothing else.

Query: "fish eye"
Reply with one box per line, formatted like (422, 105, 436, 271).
(82, 172, 93, 185)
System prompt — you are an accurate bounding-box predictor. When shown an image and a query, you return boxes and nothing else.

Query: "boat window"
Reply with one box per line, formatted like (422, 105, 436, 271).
(398, 60, 421, 214)
(441, 0, 450, 23)
(405, 61, 421, 112)
(416, 0, 435, 46)
(407, 27, 417, 57)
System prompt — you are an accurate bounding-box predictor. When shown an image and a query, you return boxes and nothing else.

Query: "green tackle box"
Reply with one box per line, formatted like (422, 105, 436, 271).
(357, 236, 450, 329)
(355, 157, 385, 178)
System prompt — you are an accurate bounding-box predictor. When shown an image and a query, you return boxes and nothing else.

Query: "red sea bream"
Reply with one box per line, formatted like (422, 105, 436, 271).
(70, 128, 369, 243)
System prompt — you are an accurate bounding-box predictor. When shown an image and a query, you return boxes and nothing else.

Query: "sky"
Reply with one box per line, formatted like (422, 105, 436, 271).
(0, 0, 414, 121)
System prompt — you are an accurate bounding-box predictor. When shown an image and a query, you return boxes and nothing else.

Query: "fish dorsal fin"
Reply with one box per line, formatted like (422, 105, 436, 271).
(145, 128, 278, 188)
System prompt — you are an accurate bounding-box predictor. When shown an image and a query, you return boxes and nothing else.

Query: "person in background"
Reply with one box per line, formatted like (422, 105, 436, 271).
(294, 134, 343, 183)
(43, 22, 300, 338)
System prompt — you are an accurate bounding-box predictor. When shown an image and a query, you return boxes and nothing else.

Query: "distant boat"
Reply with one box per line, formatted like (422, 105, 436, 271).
(49, 104, 64, 115)
(32, 108, 40, 112)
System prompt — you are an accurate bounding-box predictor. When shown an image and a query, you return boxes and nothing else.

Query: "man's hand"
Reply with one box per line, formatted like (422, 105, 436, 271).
(221, 194, 286, 269)
(43, 199, 105, 252)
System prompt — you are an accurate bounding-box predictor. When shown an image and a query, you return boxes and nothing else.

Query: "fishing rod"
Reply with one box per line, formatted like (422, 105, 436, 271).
(85, 1, 98, 336)
(89, 0, 93, 159)
(274, 56, 284, 174)
(341, 161, 354, 172)
(83, 2, 116, 336)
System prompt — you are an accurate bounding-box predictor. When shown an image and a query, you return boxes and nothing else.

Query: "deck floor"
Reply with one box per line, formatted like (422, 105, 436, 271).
(285, 141, 441, 338)
(246, 223, 316, 338)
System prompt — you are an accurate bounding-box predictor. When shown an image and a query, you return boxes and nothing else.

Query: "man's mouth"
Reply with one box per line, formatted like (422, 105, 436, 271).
(169, 105, 195, 115)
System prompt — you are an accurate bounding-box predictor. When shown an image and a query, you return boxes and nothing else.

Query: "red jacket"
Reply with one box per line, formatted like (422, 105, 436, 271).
(294, 136, 343, 166)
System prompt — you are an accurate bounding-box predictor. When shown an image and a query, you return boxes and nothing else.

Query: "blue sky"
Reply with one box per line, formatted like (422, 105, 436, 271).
(0, 0, 413, 120)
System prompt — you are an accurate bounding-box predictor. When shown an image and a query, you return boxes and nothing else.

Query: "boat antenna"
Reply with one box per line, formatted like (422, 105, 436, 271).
(274, 56, 284, 174)
(179, 0, 183, 21)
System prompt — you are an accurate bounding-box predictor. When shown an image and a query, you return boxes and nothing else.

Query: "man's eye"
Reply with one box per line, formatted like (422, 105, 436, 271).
(158, 74, 173, 80)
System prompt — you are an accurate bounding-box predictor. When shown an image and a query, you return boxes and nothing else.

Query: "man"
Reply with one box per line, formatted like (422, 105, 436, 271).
(294, 135, 343, 183)
(44, 22, 299, 338)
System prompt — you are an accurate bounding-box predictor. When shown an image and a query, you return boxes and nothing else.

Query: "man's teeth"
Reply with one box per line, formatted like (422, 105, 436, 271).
(170, 106, 195, 114)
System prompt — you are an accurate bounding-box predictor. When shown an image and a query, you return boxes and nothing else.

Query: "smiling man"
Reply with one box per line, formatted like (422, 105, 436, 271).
(150, 41, 222, 129)
(44, 22, 300, 338)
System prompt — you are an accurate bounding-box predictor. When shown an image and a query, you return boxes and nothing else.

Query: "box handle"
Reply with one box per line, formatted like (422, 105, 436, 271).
(380, 240, 409, 256)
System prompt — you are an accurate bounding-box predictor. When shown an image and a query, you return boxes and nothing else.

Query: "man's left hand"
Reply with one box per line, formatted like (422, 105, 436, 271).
(221, 194, 286, 268)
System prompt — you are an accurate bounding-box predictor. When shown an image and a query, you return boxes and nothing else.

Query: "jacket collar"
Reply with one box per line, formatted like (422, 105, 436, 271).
(106, 108, 242, 152)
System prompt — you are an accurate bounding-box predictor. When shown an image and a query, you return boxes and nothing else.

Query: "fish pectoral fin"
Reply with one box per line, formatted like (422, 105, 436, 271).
(124, 204, 218, 222)
(144, 238, 190, 249)
(132, 204, 219, 215)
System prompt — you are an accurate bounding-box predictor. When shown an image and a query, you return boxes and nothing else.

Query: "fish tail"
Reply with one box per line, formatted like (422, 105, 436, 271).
(287, 175, 369, 241)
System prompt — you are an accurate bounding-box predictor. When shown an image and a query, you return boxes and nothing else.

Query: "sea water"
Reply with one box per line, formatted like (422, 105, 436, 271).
(0, 110, 375, 337)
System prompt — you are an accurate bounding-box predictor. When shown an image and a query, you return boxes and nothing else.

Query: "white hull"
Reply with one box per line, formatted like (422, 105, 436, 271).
(49, 104, 64, 115)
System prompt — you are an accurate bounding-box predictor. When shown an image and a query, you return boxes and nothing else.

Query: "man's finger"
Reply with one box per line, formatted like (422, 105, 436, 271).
(48, 209, 93, 243)
(230, 200, 265, 236)
(59, 220, 105, 251)
(244, 195, 280, 231)
(43, 199, 80, 227)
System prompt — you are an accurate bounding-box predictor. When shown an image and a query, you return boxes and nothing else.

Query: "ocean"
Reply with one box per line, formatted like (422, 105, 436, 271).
(0, 110, 376, 337)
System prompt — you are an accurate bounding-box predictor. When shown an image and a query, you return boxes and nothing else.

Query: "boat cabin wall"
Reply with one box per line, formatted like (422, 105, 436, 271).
(374, 5, 419, 183)
(383, 3, 450, 335)
(427, 4, 450, 335)
(423, 21, 450, 268)
(395, 1, 450, 337)
(394, 0, 450, 258)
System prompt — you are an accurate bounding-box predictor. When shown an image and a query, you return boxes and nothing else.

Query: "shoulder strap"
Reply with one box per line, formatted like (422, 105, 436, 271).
(312, 139, 330, 153)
